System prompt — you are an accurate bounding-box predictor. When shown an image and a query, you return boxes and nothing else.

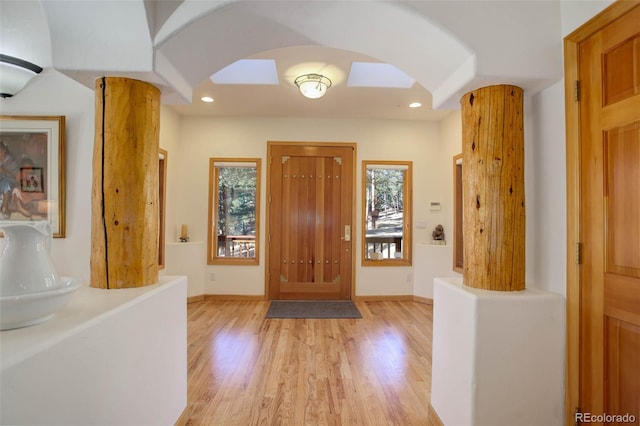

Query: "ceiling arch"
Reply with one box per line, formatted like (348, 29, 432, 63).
(1, 0, 563, 112)
(155, 0, 474, 107)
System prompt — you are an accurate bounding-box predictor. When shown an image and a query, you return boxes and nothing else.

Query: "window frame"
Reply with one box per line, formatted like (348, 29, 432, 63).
(361, 160, 412, 267)
(207, 157, 261, 265)
(453, 153, 464, 273)
(158, 148, 167, 269)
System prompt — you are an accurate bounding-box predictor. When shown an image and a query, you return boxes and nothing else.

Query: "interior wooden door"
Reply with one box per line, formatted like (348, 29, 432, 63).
(579, 4, 640, 422)
(267, 143, 354, 300)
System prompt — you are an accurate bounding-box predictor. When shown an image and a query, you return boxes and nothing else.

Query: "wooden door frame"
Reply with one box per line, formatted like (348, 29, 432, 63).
(564, 2, 638, 424)
(264, 141, 357, 300)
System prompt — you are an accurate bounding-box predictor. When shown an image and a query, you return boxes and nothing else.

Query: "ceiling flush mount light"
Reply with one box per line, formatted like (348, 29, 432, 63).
(201, 96, 214, 103)
(294, 74, 332, 99)
(0, 54, 43, 98)
(409, 102, 422, 108)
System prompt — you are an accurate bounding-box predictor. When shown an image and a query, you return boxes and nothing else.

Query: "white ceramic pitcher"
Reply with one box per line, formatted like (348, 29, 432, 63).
(0, 220, 61, 297)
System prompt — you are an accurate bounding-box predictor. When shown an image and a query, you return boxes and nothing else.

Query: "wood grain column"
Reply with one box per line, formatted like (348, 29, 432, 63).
(91, 77, 160, 289)
(461, 85, 525, 291)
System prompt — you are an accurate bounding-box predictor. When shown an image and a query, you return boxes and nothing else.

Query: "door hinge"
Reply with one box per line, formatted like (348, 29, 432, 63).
(574, 80, 581, 102)
(575, 242, 582, 264)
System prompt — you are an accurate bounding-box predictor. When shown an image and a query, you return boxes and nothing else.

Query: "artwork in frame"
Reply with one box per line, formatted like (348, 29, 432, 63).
(0, 116, 65, 237)
(20, 167, 44, 193)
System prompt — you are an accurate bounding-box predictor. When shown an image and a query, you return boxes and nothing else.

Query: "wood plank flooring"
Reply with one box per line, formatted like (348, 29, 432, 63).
(176, 300, 434, 426)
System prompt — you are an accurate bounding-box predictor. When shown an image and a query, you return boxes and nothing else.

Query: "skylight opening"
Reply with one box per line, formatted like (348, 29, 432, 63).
(210, 59, 279, 85)
(347, 62, 415, 88)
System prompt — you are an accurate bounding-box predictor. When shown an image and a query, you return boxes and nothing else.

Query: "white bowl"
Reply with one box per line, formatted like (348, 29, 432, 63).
(0, 277, 81, 331)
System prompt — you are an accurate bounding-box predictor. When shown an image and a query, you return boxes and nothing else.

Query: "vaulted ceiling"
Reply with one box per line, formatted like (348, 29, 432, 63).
(0, 0, 562, 120)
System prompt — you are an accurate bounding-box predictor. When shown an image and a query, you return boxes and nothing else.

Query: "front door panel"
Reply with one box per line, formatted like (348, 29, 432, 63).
(268, 144, 354, 300)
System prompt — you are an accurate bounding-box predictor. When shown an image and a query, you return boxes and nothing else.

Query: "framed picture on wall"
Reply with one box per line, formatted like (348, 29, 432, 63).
(20, 167, 44, 193)
(0, 116, 66, 237)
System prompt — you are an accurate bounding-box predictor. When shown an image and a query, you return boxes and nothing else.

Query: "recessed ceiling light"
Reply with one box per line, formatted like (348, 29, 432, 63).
(409, 102, 422, 108)
(201, 96, 214, 103)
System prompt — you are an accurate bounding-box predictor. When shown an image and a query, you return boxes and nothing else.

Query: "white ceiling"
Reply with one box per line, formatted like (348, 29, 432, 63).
(0, 0, 565, 122)
(169, 45, 452, 121)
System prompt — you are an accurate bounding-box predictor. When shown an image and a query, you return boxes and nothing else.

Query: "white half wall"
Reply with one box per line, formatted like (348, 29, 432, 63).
(162, 242, 205, 298)
(431, 277, 565, 426)
(1, 276, 187, 426)
(414, 244, 461, 300)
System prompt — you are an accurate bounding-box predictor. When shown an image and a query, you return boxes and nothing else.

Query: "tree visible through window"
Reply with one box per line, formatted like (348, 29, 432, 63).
(362, 161, 412, 266)
(208, 158, 261, 265)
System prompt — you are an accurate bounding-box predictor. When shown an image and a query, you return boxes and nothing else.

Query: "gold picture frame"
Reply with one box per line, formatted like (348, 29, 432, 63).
(0, 115, 66, 237)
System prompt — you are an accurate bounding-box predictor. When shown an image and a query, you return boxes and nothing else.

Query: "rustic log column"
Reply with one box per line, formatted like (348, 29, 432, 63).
(91, 77, 160, 289)
(461, 85, 525, 291)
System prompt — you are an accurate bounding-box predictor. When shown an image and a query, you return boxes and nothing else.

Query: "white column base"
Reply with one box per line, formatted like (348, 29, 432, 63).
(431, 277, 564, 426)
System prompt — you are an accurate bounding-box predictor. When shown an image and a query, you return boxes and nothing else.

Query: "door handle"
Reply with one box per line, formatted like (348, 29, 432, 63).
(344, 225, 351, 242)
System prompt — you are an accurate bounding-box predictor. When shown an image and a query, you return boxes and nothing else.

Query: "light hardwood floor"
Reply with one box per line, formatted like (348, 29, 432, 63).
(176, 300, 434, 426)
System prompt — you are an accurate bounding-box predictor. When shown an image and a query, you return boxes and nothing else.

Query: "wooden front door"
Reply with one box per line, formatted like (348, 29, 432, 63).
(267, 143, 354, 300)
(578, 3, 640, 421)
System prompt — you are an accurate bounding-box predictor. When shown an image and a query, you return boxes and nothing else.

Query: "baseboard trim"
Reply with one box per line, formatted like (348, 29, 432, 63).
(413, 295, 433, 305)
(428, 403, 444, 426)
(189, 294, 432, 304)
(353, 295, 414, 302)
(204, 294, 266, 301)
(187, 295, 204, 304)
(174, 406, 189, 426)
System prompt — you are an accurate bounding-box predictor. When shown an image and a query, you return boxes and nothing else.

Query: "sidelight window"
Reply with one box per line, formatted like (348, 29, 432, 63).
(207, 158, 261, 265)
(362, 161, 412, 266)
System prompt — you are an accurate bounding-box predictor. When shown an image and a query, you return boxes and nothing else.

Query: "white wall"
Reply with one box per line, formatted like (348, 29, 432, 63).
(159, 105, 181, 242)
(158, 0, 613, 300)
(561, 0, 614, 37)
(0, 61, 583, 300)
(521, 0, 615, 297)
(0, 73, 187, 287)
(173, 116, 452, 297)
(0, 69, 94, 284)
(527, 81, 567, 295)
(0, 70, 460, 296)
(413, 110, 463, 299)
(0, 68, 572, 299)
(440, 110, 462, 211)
